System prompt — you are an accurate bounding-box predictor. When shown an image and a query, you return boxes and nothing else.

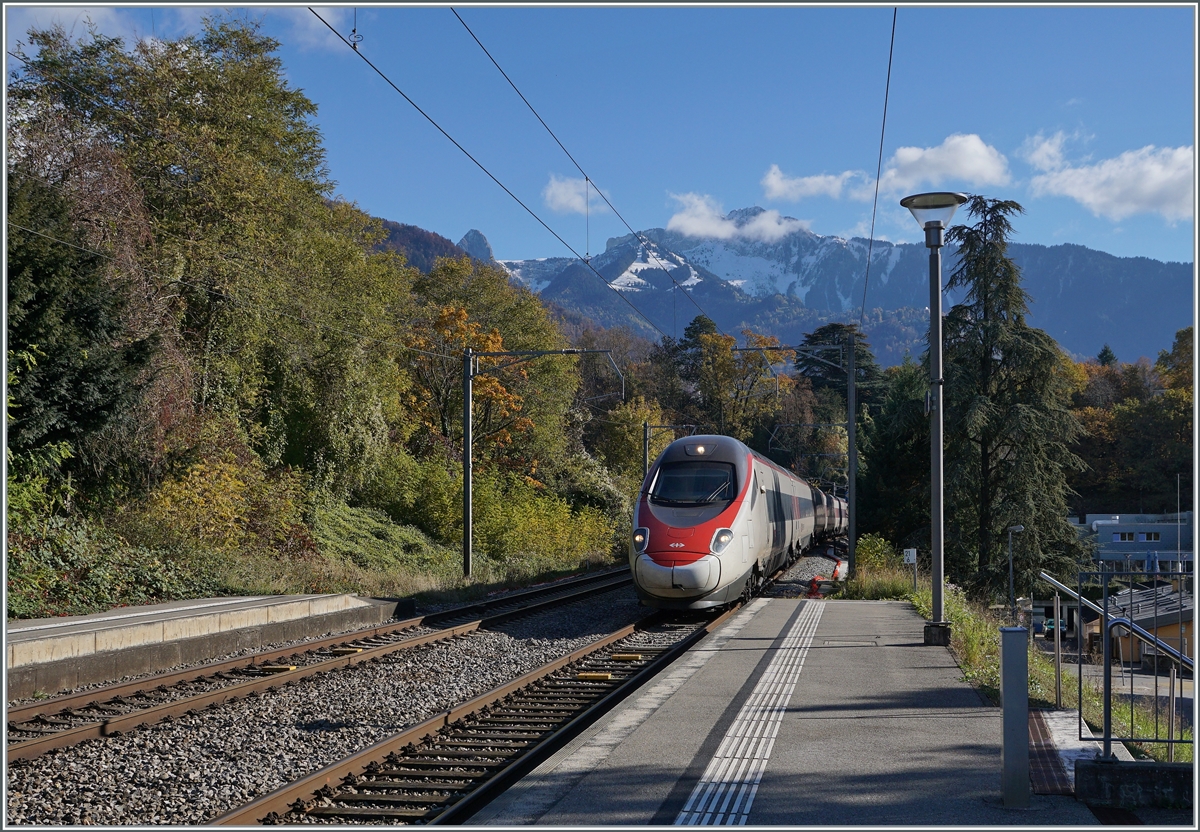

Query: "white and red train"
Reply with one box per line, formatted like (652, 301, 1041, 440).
(630, 434, 848, 610)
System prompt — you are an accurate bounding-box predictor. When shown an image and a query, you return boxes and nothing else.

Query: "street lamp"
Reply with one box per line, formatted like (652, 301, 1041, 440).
(901, 192, 968, 646)
(1008, 524, 1025, 625)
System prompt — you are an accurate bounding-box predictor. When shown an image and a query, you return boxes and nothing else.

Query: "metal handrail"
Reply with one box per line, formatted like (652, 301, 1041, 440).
(1039, 570, 1194, 760)
(1039, 571, 1193, 672)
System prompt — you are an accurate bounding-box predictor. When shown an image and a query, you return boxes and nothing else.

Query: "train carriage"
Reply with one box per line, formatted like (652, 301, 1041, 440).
(631, 434, 847, 610)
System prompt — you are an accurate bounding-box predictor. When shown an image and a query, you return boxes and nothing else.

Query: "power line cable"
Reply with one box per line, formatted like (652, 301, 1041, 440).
(449, 7, 728, 339)
(857, 8, 897, 327)
(8, 46, 619, 369)
(308, 7, 670, 341)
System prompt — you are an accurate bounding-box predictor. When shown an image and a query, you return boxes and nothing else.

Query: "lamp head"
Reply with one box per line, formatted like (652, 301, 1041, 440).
(1008, 524, 1025, 533)
(900, 192, 969, 230)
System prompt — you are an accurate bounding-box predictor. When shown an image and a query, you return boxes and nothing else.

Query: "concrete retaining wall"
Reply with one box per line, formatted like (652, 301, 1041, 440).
(1075, 759, 1193, 809)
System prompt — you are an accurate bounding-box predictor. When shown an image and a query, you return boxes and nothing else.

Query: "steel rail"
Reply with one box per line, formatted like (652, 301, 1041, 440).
(211, 606, 739, 825)
(8, 567, 628, 725)
(7, 570, 632, 763)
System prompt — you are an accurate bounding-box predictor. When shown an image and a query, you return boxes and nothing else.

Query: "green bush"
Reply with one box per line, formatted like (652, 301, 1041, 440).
(473, 469, 616, 576)
(358, 447, 461, 545)
(6, 516, 220, 619)
(313, 501, 458, 575)
(854, 533, 900, 570)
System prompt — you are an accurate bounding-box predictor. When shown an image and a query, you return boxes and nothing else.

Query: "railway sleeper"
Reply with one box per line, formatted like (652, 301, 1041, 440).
(474, 714, 567, 723)
(353, 779, 471, 790)
(333, 793, 455, 805)
(376, 759, 506, 770)
(406, 749, 516, 759)
(437, 740, 532, 750)
(304, 805, 439, 820)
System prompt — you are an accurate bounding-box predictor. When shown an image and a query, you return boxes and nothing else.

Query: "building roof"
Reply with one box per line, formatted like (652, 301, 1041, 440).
(1104, 584, 1194, 629)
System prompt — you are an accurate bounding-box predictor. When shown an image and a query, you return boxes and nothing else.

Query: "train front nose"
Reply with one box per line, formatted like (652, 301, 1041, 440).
(634, 553, 721, 596)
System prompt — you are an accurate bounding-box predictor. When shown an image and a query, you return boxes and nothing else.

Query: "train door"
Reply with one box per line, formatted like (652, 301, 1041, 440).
(744, 469, 757, 566)
(798, 480, 815, 551)
(770, 470, 786, 568)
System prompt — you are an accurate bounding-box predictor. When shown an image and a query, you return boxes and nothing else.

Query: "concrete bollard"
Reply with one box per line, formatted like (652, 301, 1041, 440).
(1000, 626, 1029, 808)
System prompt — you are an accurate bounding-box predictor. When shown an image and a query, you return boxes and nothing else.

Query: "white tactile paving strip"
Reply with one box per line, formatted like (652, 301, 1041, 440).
(471, 598, 769, 826)
(674, 600, 825, 826)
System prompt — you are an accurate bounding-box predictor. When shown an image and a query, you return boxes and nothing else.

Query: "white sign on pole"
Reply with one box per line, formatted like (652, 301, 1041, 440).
(903, 548, 917, 565)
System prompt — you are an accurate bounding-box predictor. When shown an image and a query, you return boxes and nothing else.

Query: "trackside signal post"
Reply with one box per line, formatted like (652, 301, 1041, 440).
(463, 348, 621, 579)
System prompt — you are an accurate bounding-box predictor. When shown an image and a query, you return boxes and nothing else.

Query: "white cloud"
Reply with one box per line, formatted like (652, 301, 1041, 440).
(1030, 144, 1194, 222)
(666, 193, 809, 243)
(761, 135, 1010, 207)
(761, 164, 863, 201)
(542, 174, 609, 215)
(875, 133, 1011, 195)
(5, 6, 142, 54)
(265, 7, 353, 52)
(1020, 131, 1070, 172)
(4, 7, 339, 56)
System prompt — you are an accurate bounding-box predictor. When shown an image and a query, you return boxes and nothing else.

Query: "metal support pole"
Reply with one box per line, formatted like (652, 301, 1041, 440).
(643, 421, 650, 481)
(1169, 664, 1177, 762)
(927, 221, 947, 635)
(847, 332, 857, 577)
(1054, 593, 1062, 709)
(462, 348, 473, 579)
(1102, 579, 1114, 760)
(1009, 530, 1017, 625)
(1000, 626, 1030, 807)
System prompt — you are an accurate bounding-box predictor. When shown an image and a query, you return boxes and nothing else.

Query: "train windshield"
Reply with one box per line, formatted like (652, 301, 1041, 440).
(650, 462, 737, 505)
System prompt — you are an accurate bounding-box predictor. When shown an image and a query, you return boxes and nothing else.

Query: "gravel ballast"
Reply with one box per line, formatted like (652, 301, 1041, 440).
(6, 589, 648, 825)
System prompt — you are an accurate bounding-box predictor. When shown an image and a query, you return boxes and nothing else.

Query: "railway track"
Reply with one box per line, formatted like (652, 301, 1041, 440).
(211, 606, 737, 825)
(6, 567, 632, 764)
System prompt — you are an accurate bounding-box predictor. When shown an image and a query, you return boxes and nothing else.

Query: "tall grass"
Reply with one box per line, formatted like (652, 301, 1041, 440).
(833, 564, 916, 600)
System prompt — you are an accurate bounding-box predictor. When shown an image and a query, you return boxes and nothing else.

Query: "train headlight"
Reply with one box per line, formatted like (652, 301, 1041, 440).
(632, 528, 649, 553)
(711, 528, 735, 555)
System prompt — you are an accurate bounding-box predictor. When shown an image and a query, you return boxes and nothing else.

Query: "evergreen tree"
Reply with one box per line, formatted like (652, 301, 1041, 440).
(794, 322, 884, 403)
(857, 357, 930, 546)
(5, 168, 154, 486)
(1155, 326, 1193, 391)
(941, 196, 1086, 599)
(1097, 344, 1117, 367)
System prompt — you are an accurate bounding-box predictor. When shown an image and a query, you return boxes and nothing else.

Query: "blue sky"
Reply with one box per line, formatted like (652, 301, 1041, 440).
(5, 5, 1197, 265)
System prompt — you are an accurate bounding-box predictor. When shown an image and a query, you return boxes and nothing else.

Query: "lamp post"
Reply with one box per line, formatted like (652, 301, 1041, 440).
(901, 192, 968, 646)
(1007, 524, 1025, 625)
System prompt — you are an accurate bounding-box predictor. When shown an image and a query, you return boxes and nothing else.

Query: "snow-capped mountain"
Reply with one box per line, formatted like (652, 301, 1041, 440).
(471, 207, 1192, 365)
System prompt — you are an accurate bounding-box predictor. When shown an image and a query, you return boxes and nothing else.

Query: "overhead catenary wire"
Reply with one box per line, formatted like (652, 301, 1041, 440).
(449, 7, 729, 340)
(857, 8, 897, 327)
(308, 7, 670, 341)
(7, 47, 614, 381)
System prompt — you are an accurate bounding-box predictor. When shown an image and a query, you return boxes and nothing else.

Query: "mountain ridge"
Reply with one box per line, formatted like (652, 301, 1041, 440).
(496, 209, 1193, 365)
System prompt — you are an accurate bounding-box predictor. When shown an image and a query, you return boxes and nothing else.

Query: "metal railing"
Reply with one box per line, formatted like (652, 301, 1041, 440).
(1039, 570, 1193, 761)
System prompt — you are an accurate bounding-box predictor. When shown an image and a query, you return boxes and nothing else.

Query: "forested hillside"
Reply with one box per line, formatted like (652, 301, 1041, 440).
(6, 18, 1191, 620)
(5, 18, 621, 618)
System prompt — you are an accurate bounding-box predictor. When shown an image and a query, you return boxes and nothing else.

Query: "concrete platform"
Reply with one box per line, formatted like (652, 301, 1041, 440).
(6, 594, 400, 700)
(472, 598, 1103, 826)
